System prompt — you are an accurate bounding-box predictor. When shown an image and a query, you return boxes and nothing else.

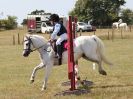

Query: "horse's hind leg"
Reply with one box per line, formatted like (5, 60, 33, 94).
(30, 62, 45, 83)
(97, 61, 107, 75)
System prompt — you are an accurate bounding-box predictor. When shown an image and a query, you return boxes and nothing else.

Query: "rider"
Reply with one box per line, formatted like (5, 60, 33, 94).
(49, 14, 67, 65)
(118, 19, 123, 27)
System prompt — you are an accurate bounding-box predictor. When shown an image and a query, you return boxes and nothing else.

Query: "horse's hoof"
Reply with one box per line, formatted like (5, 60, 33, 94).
(41, 88, 44, 91)
(99, 70, 107, 75)
(30, 80, 34, 84)
(41, 87, 46, 91)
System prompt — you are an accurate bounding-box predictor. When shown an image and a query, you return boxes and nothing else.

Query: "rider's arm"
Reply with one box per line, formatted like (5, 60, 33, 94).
(51, 23, 61, 40)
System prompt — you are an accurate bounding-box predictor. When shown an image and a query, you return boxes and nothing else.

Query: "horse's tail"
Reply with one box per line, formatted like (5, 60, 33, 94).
(92, 35, 113, 66)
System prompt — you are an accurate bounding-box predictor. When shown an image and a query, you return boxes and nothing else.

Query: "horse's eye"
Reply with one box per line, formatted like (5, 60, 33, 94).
(26, 43, 29, 46)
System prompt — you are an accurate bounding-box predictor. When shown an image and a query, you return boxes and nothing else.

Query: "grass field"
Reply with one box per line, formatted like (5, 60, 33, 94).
(0, 29, 133, 99)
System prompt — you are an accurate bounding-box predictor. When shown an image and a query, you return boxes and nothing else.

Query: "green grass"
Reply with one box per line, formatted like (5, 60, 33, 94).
(0, 29, 133, 99)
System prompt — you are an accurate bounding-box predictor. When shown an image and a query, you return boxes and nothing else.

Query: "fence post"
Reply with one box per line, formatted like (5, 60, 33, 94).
(18, 33, 20, 45)
(107, 31, 110, 40)
(13, 35, 15, 45)
(79, 31, 82, 36)
(112, 28, 114, 41)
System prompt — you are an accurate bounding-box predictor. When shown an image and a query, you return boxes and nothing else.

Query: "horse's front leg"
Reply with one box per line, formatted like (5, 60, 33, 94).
(41, 63, 53, 91)
(30, 62, 45, 83)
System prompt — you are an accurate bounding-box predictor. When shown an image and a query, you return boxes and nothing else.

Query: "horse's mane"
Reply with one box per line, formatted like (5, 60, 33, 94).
(25, 34, 48, 44)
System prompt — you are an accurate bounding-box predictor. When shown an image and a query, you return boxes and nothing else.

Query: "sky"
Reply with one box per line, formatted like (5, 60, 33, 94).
(0, 0, 133, 25)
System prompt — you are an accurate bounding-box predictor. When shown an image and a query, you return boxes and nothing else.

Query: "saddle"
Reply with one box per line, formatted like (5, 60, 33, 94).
(52, 40, 67, 54)
(52, 40, 76, 65)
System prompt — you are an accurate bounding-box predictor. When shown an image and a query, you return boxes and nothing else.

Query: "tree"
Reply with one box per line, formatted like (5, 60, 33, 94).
(69, 0, 126, 26)
(21, 19, 27, 25)
(0, 16, 17, 30)
(5, 16, 17, 29)
(120, 8, 133, 25)
(30, 9, 45, 15)
(0, 19, 6, 30)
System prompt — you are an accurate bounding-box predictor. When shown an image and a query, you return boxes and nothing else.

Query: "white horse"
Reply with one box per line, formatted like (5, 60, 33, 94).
(23, 34, 113, 90)
(112, 22, 128, 30)
(119, 23, 128, 31)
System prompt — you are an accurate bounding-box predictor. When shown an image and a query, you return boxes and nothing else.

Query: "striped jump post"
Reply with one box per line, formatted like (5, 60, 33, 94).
(72, 17, 79, 84)
(67, 16, 78, 91)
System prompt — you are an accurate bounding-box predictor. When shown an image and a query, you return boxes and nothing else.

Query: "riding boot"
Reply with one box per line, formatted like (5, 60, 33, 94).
(57, 45, 62, 65)
(58, 58, 62, 65)
(53, 41, 58, 58)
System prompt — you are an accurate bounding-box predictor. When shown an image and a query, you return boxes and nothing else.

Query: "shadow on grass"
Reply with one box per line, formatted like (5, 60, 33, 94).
(54, 79, 133, 96)
(90, 84, 133, 89)
(54, 80, 93, 96)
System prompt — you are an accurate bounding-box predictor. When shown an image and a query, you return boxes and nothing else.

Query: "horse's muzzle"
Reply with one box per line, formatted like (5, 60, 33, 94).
(23, 50, 30, 57)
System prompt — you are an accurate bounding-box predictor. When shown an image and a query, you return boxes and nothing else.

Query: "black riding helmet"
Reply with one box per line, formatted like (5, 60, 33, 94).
(49, 14, 59, 22)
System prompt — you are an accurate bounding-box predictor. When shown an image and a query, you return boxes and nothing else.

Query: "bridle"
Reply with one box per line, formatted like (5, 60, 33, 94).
(23, 36, 33, 54)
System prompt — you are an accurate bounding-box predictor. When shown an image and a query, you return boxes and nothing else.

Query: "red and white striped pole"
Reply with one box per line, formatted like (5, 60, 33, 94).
(67, 16, 79, 90)
(67, 16, 76, 90)
(72, 17, 79, 85)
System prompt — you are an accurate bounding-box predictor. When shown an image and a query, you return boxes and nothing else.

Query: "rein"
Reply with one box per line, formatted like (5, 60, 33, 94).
(30, 45, 48, 52)
(49, 41, 55, 51)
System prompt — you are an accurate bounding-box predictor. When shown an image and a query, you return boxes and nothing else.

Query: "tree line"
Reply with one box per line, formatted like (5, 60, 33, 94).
(0, 16, 17, 30)
(69, 0, 133, 26)
(1, 0, 133, 30)
(22, 1, 133, 27)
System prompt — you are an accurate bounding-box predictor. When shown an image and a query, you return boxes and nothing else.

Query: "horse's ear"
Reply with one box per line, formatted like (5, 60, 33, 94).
(23, 34, 30, 40)
(25, 33, 31, 38)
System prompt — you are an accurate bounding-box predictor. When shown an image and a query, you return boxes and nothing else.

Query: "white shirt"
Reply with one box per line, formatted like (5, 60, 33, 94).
(51, 23, 61, 40)
(118, 19, 122, 23)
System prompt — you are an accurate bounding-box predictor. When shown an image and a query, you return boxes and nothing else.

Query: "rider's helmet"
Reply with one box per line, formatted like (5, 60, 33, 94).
(49, 14, 59, 22)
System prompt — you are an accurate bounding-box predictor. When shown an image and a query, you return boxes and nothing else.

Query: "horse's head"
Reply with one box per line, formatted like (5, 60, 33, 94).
(23, 35, 34, 57)
(23, 34, 48, 57)
(112, 22, 119, 28)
